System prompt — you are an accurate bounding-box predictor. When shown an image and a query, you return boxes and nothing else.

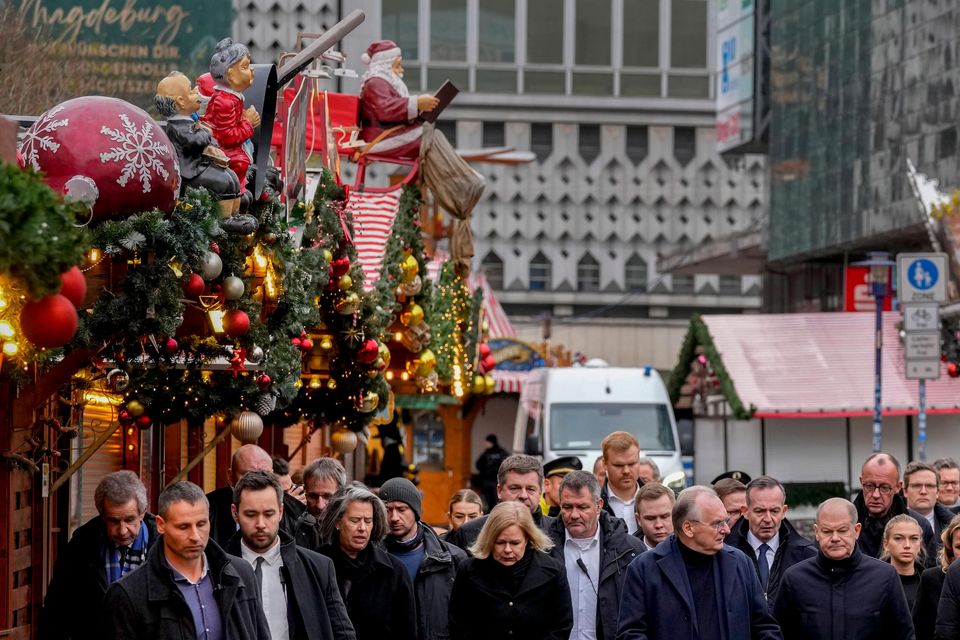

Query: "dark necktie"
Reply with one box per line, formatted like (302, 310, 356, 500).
(254, 556, 264, 594)
(757, 543, 770, 590)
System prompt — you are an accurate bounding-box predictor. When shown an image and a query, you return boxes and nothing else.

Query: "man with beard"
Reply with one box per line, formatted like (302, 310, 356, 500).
(227, 471, 355, 640)
(379, 477, 465, 639)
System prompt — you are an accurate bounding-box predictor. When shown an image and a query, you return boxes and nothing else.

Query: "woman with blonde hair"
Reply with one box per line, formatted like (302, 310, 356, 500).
(880, 514, 924, 610)
(446, 488, 484, 532)
(449, 501, 572, 640)
(914, 514, 960, 639)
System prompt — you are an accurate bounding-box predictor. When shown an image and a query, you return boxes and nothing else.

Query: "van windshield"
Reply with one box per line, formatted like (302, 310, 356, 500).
(549, 403, 675, 452)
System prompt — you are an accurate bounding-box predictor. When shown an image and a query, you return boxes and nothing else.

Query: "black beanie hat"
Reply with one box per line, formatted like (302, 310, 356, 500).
(379, 477, 422, 520)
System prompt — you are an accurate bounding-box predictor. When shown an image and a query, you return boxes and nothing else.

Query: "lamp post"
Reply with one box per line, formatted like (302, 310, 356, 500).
(853, 251, 896, 453)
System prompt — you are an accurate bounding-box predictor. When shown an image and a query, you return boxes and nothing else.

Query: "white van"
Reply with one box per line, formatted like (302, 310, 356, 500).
(512, 363, 683, 482)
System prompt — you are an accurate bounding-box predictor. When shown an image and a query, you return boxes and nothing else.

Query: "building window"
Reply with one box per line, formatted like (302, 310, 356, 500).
(579, 124, 601, 164)
(672, 273, 695, 294)
(719, 275, 742, 296)
(431, 0, 467, 61)
(479, 0, 516, 63)
(526, 0, 564, 64)
(577, 253, 601, 292)
(671, 0, 708, 68)
(575, 0, 611, 66)
(674, 127, 696, 166)
(531, 123, 553, 161)
(626, 126, 649, 165)
(382, 0, 419, 60)
(481, 251, 504, 289)
(411, 411, 445, 469)
(483, 121, 505, 148)
(436, 120, 457, 147)
(530, 252, 552, 290)
(623, 0, 660, 68)
(625, 254, 648, 291)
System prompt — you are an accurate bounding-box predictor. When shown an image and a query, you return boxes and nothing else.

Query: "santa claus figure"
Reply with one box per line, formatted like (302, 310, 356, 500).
(201, 38, 261, 194)
(358, 40, 439, 159)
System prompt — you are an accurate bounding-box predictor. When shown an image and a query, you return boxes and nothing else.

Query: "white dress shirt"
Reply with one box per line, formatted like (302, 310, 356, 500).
(746, 529, 780, 576)
(564, 525, 602, 640)
(242, 537, 288, 640)
(606, 492, 638, 535)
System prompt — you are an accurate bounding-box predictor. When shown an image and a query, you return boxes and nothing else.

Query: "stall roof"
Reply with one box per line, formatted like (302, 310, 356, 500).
(669, 312, 960, 419)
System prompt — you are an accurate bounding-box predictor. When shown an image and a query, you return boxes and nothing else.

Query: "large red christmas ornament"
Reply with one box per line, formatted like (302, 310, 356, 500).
(19, 96, 180, 220)
(118, 410, 134, 427)
(164, 337, 178, 354)
(59, 266, 87, 308)
(223, 309, 250, 337)
(19, 294, 79, 348)
(331, 257, 351, 278)
(357, 339, 380, 364)
(949, 362, 960, 378)
(300, 338, 314, 351)
(479, 342, 492, 359)
(256, 373, 272, 389)
(135, 415, 153, 429)
(182, 273, 205, 297)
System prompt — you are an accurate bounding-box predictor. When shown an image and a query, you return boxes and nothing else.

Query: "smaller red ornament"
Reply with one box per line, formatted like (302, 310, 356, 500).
(479, 343, 492, 359)
(949, 362, 960, 378)
(20, 294, 79, 348)
(257, 374, 272, 389)
(223, 309, 250, 338)
(357, 339, 379, 364)
(291, 337, 302, 348)
(482, 355, 497, 372)
(118, 410, 134, 427)
(135, 415, 153, 429)
(59, 266, 87, 308)
(164, 337, 178, 354)
(183, 273, 205, 297)
(331, 257, 351, 277)
(300, 338, 314, 351)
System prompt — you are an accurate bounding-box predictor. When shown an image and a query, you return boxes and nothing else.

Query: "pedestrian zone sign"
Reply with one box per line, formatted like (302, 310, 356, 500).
(898, 253, 947, 303)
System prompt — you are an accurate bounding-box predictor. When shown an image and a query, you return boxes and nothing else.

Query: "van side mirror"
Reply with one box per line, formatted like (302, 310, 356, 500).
(677, 419, 694, 457)
(524, 435, 542, 456)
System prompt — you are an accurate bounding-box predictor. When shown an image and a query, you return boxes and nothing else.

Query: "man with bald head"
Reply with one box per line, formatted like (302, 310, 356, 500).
(854, 452, 936, 565)
(773, 498, 913, 638)
(617, 486, 782, 639)
(207, 444, 305, 548)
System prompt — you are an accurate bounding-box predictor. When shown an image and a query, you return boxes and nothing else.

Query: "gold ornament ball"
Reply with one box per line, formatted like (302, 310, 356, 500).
(378, 342, 392, 368)
(416, 349, 436, 376)
(472, 374, 486, 394)
(331, 427, 358, 454)
(336, 292, 361, 315)
(400, 303, 424, 327)
(323, 249, 334, 262)
(126, 400, 146, 417)
(359, 391, 379, 413)
(338, 274, 353, 290)
(230, 410, 264, 444)
(484, 374, 496, 394)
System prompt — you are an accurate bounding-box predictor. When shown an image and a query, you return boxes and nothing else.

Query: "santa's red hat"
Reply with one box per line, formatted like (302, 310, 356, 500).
(361, 40, 401, 65)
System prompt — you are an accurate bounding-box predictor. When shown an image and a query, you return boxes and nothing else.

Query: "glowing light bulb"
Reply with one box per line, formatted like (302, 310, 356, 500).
(3, 341, 18, 356)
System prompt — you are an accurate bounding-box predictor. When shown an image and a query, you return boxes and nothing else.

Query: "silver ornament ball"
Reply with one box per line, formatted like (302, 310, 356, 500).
(223, 275, 245, 300)
(201, 252, 223, 280)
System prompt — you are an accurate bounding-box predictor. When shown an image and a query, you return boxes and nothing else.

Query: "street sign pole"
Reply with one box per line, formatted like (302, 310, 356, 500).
(919, 379, 927, 462)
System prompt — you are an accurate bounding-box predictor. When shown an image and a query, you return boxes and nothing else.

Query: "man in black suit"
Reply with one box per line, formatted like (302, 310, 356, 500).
(207, 444, 303, 548)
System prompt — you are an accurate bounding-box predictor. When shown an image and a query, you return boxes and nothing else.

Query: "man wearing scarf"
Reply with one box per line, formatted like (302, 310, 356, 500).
(380, 477, 465, 639)
(38, 471, 158, 640)
(853, 452, 937, 566)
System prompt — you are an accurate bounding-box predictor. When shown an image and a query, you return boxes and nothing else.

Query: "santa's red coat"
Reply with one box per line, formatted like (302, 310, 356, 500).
(358, 77, 422, 159)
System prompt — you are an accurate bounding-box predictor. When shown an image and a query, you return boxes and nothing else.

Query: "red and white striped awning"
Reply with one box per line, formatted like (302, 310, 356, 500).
(346, 187, 402, 290)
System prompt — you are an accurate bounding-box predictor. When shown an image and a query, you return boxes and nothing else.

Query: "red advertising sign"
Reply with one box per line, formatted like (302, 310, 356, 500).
(845, 266, 893, 312)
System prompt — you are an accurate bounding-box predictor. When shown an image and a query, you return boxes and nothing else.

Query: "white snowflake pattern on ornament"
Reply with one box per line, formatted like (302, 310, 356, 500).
(19, 105, 69, 171)
(98, 113, 171, 193)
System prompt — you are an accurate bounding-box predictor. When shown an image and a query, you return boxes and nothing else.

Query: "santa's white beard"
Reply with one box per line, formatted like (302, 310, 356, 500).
(361, 58, 410, 97)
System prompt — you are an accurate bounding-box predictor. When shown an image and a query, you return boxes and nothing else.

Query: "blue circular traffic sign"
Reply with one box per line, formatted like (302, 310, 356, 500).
(907, 258, 939, 290)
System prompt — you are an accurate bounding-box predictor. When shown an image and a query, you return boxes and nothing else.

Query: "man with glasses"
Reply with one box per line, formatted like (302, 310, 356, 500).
(854, 453, 937, 565)
(617, 485, 782, 640)
(773, 498, 913, 638)
(904, 461, 956, 544)
(933, 458, 960, 509)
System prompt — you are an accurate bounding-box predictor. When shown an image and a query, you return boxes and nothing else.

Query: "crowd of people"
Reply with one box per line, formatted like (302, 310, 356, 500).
(34, 430, 960, 639)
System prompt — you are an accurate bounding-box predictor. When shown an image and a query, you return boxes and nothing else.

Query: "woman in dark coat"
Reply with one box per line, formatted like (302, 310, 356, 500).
(316, 485, 417, 640)
(915, 514, 960, 639)
(449, 501, 573, 640)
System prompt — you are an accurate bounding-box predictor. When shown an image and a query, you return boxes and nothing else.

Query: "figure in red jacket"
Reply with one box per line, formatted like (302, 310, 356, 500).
(202, 38, 260, 194)
(358, 40, 439, 159)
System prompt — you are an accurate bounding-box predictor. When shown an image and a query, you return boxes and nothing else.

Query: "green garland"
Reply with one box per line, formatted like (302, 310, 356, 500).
(0, 164, 88, 298)
(280, 170, 391, 431)
(76, 188, 322, 425)
(667, 313, 755, 420)
(428, 260, 474, 383)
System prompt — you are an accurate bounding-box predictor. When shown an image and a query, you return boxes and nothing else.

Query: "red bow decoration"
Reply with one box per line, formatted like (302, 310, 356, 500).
(230, 347, 248, 377)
